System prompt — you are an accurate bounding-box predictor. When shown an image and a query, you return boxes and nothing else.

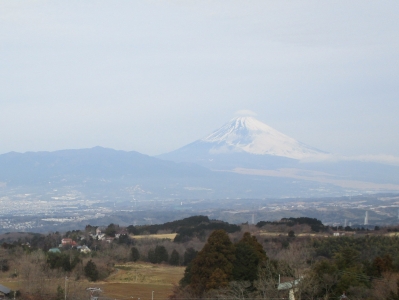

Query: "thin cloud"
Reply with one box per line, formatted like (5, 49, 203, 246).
(235, 110, 257, 116)
(300, 153, 399, 166)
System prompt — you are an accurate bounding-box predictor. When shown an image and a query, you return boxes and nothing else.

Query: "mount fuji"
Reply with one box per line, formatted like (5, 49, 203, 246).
(158, 116, 399, 189)
(158, 116, 325, 169)
(197, 116, 324, 159)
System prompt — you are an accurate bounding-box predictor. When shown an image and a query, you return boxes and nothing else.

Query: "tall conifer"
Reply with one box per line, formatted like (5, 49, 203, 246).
(188, 230, 236, 295)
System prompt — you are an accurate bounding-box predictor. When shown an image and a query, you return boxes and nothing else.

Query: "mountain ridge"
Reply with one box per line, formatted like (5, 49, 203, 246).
(0, 146, 210, 185)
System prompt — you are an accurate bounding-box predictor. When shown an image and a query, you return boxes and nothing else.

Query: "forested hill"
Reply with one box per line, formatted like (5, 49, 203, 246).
(126, 215, 241, 243)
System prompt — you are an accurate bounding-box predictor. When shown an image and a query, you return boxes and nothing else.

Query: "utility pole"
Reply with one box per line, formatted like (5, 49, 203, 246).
(152, 291, 154, 300)
(65, 276, 68, 300)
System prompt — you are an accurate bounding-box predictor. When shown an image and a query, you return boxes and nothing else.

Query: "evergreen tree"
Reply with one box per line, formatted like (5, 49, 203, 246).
(169, 249, 180, 266)
(180, 263, 192, 287)
(186, 229, 236, 295)
(183, 247, 197, 266)
(233, 242, 260, 282)
(47, 252, 76, 272)
(237, 232, 267, 262)
(84, 259, 99, 281)
(148, 246, 169, 264)
(232, 232, 267, 282)
(105, 223, 118, 237)
(131, 247, 140, 262)
(207, 268, 229, 290)
(0, 259, 9, 272)
(154, 245, 169, 263)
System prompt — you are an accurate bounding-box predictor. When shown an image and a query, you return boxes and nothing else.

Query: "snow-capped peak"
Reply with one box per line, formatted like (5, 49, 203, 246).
(201, 116, 324, 159)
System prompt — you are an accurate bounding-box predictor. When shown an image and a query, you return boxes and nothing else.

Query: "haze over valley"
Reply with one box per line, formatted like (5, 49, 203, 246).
(1, 116, 398, 233)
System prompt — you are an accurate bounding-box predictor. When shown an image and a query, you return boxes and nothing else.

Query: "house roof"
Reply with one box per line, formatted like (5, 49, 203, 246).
(48, 248, 61, 253)
(277, 278, 301, 290)
(0, 284, 11, 294)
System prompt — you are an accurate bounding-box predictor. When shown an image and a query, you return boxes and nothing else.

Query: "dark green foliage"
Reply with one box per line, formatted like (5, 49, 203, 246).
(27, 232, 61, 251)
(334, 247, 360, 270)
(47, 252, 81, 272)
(84, 259, 99, 281)
(186, 229, 236, 295)
(165, 215, 210, 228)
(127, 225, 139, 235)
(288, 230, 295, 238)
(256, 217, 326, 232)
(238, 232, 267, 262)
(283, 217, 324, 227)
(105, 223, 118, 237)
(281, 239, 290, 249)
(0, 242, 15, 250)
(148, 245, 169, 264)
(232, 232, 267, 282)
(312, 235, 399, 271)
(181, 231, 268, 295)
(85, 225, 96, 233)
(233, 242, 259, 282)
(117, 234, 131, 245)
(308, 235, 399, 299)
(169, 249, 180, 266)
(0, 259, 9, 272)
(180, 263, 192, 287)
(174, 221, 240, 243)
(125, 216, 240, 241)
(310, 259, 339, 297)
(130, 247, 140, 262)
(183, 247, 197, 266)
(132, 216, 210, 235)
(155, 245, 168, 263)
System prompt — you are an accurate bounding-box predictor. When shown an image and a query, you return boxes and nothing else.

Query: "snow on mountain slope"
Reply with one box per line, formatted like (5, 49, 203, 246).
(200, 116, 325, 159)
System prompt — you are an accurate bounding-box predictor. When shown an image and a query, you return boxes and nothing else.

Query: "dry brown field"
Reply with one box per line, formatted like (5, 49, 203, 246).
(0, 262, 185, 300)
(385, 232, 399, 237)
(258, 231, 329, 237)
(130, 233, 177, 240)
(99, 262, 185, 299)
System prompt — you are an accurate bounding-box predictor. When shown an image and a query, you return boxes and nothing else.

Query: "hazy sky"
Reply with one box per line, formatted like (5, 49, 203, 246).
(1, 1, 398, 161)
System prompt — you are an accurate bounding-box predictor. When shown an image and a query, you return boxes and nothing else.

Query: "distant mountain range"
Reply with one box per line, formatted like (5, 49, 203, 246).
(0, 146, 209, 185)
(0, 146, 337, 199)
(0, 116, 398, 198)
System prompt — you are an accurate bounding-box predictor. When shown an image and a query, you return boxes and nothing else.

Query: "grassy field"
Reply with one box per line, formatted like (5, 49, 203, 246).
(96, 262, 185, 300)
(131, 233, 177, 240)
(0, 262, 185, 300)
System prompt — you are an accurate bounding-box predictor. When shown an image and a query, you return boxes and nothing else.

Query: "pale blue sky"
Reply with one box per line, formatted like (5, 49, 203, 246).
(1, 1, 398, 162)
